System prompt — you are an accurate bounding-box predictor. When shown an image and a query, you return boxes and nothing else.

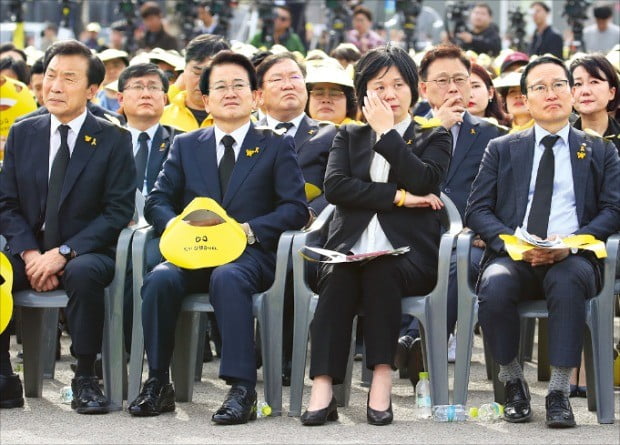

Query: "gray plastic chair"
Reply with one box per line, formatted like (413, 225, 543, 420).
(11, 226, 136, 411)
(127, 226, 298, 416)
(288, 193, 462, 417)
(453, 231, 619, 424)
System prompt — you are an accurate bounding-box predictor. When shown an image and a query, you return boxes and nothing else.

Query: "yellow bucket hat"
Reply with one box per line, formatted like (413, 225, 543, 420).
(159, 198, 247, 269)
(0, 253, 13, 334)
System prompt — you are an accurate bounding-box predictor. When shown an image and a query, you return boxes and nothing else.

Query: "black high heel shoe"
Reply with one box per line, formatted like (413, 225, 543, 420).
(300, 396, 338, 426)
(367, 393, 393, 426)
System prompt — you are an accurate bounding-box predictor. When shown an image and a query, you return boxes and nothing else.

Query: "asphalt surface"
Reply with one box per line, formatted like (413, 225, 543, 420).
(1, 325, 618, 444)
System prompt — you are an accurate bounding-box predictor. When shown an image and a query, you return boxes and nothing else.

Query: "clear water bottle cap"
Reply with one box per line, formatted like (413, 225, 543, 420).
(419, 371, 429, 379)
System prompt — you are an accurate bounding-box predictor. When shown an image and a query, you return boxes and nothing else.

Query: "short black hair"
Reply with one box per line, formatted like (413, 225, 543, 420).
(199, 50, 257, 95)
(593, 5, 613, 20)
(354, 45, 419, 111)
(140, 1, 162, 18)
(473, 2, 492, 16)
(185, 33, 230, 64)
(570, 54, 620, 112)
(43, 40, 105, 87)
(0, 43, 27, 62)
(520, 55, 572, 95)
(330, 45, 361, 64)
(353, 5, 373, 22)
(418, 44, 470, 81)
(0, 57, 30, 84)
(531, 2, 550, 13)
(250, 50, 273, 68)
(30, 57, 45, 76)
(118, 63, 170, 93)
(256, 52, 306, 87)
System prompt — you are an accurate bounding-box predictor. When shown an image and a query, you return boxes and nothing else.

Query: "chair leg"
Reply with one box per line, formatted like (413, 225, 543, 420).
(360, 342, 371, 388)
(194, 313, 207, 382)
(127, 320, 145, 403)
(42, 313, 59, 380)
(21, 307, 58, 398)
(536, 318, 550, 381)
(519, 318, 535, 363)
(259, 305, 283, 416)
(334, 317, 356, 408)
(583, 327, 597, 413)
(420, 321, 449, 406)
(483, 333, 493, 380)
(586, 318, 614, 423)
(171, 311, 200, 403)
(288, 297, 312, 417)
(453, 305, 477, 405)
(491, 359, 506, 405)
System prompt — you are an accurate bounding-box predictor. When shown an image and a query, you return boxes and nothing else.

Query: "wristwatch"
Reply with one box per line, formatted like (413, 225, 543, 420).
(570, 247, 578, 255)
(59, 244, 75, 261)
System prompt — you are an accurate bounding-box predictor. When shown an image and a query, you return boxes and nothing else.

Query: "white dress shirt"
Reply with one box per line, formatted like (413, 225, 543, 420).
(127, 123, 160, 195)
(265, 112, 305, 138)
(350, 115, 412, 254)
(48, 109, 88, 178)
(213, 121, 251, 164)
(522, 123, 579, 237)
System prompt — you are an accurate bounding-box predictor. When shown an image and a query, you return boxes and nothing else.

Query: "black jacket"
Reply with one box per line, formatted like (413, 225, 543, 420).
(529, 26, 563, 59)
(460, 24, 501, 57)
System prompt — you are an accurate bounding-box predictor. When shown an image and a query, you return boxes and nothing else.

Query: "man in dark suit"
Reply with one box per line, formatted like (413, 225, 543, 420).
(395, 45, 505, 384)
(117, 62, 174, 353)
(528, 2, 564, 59)
(128, 51, 307, 423)
(0, 40, 136, 413)
(255, 52, 339, 384)
(466, 56, 620, 427)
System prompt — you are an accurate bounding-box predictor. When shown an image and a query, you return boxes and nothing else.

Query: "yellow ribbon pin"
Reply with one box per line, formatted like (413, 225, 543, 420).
(159, 142, 166, 151)
(307, 129, 316, 135)
(470, 128, 476, 135)
(246, 147, 260, 157)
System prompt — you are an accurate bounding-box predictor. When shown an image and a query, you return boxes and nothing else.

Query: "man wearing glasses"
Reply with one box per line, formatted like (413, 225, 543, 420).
(394, 45, 505, 388)
(249, 6, 306, 55)
(128, 51, 308, 423)
(466, 56, 620, 428)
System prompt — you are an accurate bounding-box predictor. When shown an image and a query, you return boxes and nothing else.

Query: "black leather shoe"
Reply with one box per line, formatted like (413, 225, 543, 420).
(569, 385, 587, 398)
(366, 394, 393, 426)
(212, 386, 257, 425)
(406, 338, 424, 389)
(395, 335, 415, 375)
(0, 374, 24, 409)
(71, 376, 109, 414)
(128, 377, 175, 417)
(282, 361, 292, 387)
(503, 379, 532, 423)
(545, 390, 576, 428)
(301, 396, 338, 426)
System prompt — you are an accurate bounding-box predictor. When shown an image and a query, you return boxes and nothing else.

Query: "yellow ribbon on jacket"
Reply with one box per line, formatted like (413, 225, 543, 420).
(159, 198, 247, 269)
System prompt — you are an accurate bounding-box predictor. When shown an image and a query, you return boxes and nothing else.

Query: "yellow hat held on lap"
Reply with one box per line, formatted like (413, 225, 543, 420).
(0, 253, 14, 334)
(159, 198, 247, 269)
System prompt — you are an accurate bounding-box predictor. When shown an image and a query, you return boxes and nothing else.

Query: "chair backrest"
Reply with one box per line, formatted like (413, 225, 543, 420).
(438, 192, 463, 235)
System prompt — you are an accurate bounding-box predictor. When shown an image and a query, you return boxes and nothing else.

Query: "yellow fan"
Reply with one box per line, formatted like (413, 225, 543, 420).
(0, 253, 13, 334)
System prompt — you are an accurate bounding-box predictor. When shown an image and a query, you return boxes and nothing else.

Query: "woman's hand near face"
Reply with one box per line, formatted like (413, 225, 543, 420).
(362, 90, 394, 135)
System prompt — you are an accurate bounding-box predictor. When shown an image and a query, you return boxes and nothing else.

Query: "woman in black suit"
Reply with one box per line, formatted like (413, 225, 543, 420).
(300, 45, 452, 426)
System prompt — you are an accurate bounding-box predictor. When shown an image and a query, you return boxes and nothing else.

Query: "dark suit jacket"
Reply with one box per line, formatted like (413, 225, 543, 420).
(0, 111, 136, 258)
(465, 127, 620, 261)
(16, 101, 127, 126)
(573, 116, 620, 154)
(323, 121, 452, 272)
(430, 111, 506, 218)
(529, 26, 563, 59)
(258, 114, 338, 214)
(143, 124, 174, 194)
(145, 123, 308, 255)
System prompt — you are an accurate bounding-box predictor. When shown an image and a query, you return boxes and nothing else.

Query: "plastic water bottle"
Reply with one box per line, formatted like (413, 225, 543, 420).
(432, 404, 468, 422)
(59, 386, 73, 404)
(415, 371, 432, 418)
(469, 403, 503, 422)
(256, 401, 272, 418)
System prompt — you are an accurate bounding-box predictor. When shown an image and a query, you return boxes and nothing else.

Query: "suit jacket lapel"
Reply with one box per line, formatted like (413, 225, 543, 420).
(146, 125, 169, 191)
(510, 128, 535, 224)
(59, 112, 99, 207)
(445, 112, 479, 183)
(194, 127, 222, 201)
(34, 116, 51, 216)
(294, 115, 315, 153)
(568, 128, 590, 223)
(222, 124, 266, 207)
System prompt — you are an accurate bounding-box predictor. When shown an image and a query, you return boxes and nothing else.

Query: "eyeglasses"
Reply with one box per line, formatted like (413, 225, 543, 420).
(210, 81, 250, 94)
(527, 80, 569, 95)
(425, 75, 469, 89)
(125, 84, 164, 93)
(310, 88, 345, 99)
(265, 74, 304, 87)
(276, 15, 290, 22)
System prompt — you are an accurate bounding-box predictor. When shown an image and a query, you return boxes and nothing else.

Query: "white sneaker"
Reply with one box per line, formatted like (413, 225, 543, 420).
(448, 333, 456, 363)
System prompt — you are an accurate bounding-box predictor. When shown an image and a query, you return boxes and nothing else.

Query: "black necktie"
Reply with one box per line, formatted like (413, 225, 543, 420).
(135, 132, 149, 191)
(219, 135, 236, 196)
(44, 125, 70, 250)
(275, 122, 294, 133)
(527, 135, 559, 238)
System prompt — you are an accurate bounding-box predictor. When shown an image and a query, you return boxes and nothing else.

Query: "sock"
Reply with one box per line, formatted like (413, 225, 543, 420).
(498, 358, 524, 383)
(0, 331, 13, 376)
(148, 368, 170, 385)
(75, 354, 96, 377)
(549, 366, 572, 396)
(228, 378, 255, 391)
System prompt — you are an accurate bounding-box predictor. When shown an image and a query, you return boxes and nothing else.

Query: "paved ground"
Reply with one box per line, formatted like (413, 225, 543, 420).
(1, 326, 618, 444)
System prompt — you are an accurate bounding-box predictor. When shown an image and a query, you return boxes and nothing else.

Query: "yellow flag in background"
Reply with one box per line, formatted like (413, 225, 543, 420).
(12, 22, 25, 50)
